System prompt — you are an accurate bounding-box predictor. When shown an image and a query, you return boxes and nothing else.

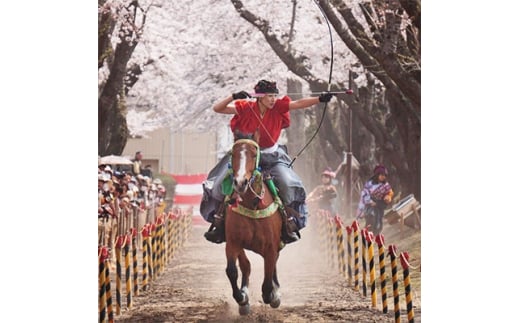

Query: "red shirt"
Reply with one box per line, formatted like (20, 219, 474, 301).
(230, 96, 291, 148)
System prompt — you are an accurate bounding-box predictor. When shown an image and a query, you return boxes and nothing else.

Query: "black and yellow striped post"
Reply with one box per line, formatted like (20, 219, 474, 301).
(352, 220, 360, 291)
(153, 217, 161, 276)
(157, 215, 163, 273)
(183, 208, 191, 243)
(327, 213, 336, 269)
(179, 209, 186, 247)
(388, 244, 401, 323)
(317, 210, 327, 256)
(158, 215, 166, 273)
(366, 231, 377, 308)
(334, 215, 346, 278)
(169, 212, 177, 261)
(153, 221, 161, 278)
(131, 228, 139, 297)
(400, 252, 415, 323)
(165, 212, 173, 263)
(164, 213, 169, 265)
(159, 213, 166, 266)
(361, 227, 368, 297)
(141, 224, 150, 291)
(375, 234, 388, 313)
(124, 233, 133, 309)
(346, 225, 353, 286)
(147, 223, 155, 282)
(170, 213, 177, 258)
(150, 223, 157, 281)
(185, 209, 191, 244)
(104, 253, 114, 323)
(98, 246, 109, 323)
(114, 235, 124, 315)
(170, 213, 178, 258)
(173, 212, 180, 256)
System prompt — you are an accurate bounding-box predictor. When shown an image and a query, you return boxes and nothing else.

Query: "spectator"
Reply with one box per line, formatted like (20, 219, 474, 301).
(306, 167, 338, 215)
(132, 151, 143, 175)
(356, 164, 394, 235)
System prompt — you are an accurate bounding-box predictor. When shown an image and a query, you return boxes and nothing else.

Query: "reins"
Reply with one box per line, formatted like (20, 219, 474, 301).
(227, 139, 280, 219)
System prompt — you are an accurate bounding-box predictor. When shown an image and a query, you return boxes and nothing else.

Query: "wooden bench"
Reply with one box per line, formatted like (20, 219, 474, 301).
(384, 194, 421, 239)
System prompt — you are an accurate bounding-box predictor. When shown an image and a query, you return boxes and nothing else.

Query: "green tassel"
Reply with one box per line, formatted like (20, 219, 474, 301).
(221, 171, 233, 196)
(266, 177, 278, 198)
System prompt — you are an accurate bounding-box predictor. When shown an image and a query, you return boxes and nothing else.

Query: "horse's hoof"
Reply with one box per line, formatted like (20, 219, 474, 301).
(238, 289, 249, 306)
(270, 296, 281, 308)
(239, 303, 250, 315)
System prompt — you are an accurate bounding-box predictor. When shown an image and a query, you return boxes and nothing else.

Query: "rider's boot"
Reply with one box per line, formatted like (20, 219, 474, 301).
(280, 208, 300, 244)
(204, 202, 226, 244)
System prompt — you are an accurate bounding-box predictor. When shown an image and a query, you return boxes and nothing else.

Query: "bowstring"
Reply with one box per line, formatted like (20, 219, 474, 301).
(288, 0, 334, 168)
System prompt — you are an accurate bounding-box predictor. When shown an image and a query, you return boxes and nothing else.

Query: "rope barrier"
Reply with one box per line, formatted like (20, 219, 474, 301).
(375, 234, 388, 314)
(316, 215, 418, 323)
(97, 204, 220, 319)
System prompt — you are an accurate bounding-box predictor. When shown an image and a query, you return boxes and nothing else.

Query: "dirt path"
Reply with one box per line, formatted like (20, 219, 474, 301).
(114, 216, 421, 322)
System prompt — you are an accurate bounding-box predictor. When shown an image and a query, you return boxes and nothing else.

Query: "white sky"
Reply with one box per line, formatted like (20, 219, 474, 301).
(2, 1, 520, 321)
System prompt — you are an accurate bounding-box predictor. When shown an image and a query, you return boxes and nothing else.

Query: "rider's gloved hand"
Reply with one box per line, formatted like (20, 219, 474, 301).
(232, 91, 251, 100)
(318, 92, 335, 103)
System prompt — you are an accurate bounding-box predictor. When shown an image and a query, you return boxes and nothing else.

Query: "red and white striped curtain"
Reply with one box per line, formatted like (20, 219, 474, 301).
(170, 174, 207, 216)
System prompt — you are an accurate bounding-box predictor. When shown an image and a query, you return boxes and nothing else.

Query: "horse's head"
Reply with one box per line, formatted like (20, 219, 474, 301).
(231, 131, 260, 195)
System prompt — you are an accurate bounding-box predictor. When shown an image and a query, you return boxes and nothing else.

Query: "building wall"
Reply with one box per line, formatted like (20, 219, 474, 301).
(122, 128, 217, 175)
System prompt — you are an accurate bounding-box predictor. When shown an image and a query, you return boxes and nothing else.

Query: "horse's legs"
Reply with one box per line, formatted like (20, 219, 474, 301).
(226, 246, 250, 315)
(261, 250, 281, 308)
(273, 265, 280, 290)
(237, 250, 251, 291)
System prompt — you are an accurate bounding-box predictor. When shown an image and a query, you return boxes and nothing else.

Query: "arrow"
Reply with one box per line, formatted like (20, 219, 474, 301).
(248, 89, 354, 97)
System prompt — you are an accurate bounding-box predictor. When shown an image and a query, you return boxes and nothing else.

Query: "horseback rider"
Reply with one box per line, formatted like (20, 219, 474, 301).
(200, 79, 335, 244)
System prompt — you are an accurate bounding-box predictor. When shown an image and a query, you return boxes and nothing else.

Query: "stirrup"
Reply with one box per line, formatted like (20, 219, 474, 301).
(204, 207, 226, 244)
(282, 230, 300, 244)
(282, 216, 300, 244)
(204, 227, 225, 244)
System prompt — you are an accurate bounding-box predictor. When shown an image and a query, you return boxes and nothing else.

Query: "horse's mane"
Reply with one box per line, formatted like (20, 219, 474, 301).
(233, 130, 258, 142)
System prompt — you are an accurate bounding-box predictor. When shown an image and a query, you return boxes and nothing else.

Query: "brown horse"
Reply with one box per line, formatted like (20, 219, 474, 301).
(223, 131, 282, 315)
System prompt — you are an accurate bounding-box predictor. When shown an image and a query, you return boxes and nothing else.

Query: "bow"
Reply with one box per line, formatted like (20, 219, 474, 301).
(289, 0, 334, 167)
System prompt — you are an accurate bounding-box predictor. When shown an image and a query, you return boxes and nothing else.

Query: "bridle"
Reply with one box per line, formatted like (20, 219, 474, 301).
(225, 139, 279, 218)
